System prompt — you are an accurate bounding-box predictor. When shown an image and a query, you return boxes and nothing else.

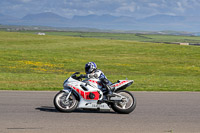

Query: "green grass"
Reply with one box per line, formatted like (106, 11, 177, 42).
(21, 31, 200, 44)
(0, 31, 200, 91)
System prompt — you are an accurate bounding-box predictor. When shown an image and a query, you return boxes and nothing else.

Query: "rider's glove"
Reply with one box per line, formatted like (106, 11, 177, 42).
(87, 74, 98, 78)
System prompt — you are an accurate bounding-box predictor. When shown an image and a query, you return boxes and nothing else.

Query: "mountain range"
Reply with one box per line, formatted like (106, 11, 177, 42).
(0, 12, 200, 32)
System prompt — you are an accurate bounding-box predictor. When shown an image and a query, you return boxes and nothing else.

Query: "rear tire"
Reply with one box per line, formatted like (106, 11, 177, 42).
(54, 91, 78, 112)
(111, 90, 136, 114)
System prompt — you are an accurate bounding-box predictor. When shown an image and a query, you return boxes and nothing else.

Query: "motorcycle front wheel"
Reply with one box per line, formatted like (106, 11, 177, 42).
(54, 91, 78, 112)
(111, 90, 136, 114)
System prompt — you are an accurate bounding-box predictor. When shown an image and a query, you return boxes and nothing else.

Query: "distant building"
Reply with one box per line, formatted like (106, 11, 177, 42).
(37, 32, 46, 35)
(180, 43, 189, 45)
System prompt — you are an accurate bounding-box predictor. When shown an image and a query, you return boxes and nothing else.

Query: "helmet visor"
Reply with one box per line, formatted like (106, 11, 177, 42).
(85, 65, 90, 74)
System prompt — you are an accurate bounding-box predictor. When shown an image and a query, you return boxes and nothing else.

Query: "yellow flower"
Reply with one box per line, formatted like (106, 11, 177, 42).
(18, 60, 63, 68)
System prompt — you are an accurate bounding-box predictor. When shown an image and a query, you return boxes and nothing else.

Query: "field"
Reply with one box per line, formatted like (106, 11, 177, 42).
(22, 31, 200, 44)
(0, 31, 200, 91)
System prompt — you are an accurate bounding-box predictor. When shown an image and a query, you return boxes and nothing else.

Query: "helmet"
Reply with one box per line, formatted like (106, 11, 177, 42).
(85, 62, 97, 74)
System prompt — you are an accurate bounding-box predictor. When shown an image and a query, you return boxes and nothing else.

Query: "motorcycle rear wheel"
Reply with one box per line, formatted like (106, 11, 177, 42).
(111, 90, 136, 114)
(54, 91, 78, 112)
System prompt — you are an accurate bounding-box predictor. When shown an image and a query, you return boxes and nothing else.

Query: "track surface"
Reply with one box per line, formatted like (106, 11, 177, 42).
(0, 91, 200, 133)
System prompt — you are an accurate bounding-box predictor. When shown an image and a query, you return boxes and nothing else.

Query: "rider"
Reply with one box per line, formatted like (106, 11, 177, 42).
(80, 62, 113, 94)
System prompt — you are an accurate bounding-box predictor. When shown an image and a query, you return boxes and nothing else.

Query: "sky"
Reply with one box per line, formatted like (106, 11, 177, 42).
(0, 0, 200, 19)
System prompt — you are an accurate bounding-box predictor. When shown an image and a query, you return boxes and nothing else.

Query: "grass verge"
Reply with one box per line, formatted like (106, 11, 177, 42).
(0, 31, 200, 91)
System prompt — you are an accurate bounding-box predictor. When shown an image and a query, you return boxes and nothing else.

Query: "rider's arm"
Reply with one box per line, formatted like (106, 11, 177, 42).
(79, 73, 98, 79)
(87, 73, 98, 78)
(98, 71, 112, 85)
(79, 74, 96, 79)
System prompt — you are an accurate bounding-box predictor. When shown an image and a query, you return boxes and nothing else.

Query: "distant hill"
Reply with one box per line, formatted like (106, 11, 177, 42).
(22, 12, 67, 21)
(0, 13, 19, 22)
(139, 14, 185, 23)
(0, 12, 200, 32)
(20, 12, 68, 27)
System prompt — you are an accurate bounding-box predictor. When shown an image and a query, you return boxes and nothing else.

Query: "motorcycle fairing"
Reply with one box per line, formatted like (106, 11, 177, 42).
(111, 80, 134, 91)
(88, 79, 102, 87)
(63, 84, 110, 110)
(77, 99, 110, 110)
(66, 84, 100, 100)
(63, 77, 102, 100)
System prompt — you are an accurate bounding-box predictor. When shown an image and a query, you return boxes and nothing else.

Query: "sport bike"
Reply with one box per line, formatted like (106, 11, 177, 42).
(54, 72, 136, 114)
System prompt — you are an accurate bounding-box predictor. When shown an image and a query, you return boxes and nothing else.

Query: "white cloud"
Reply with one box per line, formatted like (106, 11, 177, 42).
(116, 2, 136, 13)
(18, 0, 32, 3)
(148, 3, 159, 7)
(176, 2, 185, 12)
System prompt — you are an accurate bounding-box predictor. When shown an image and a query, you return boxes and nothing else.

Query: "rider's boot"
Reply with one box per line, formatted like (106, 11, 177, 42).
(105, 85, 115, 97)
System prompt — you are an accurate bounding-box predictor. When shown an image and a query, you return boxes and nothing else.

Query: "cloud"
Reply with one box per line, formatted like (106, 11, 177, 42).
(18, 0, 32, 3)
(148, 3, 159, 7)
(116, 2, 136, 13)
(176, 2, 185, 13)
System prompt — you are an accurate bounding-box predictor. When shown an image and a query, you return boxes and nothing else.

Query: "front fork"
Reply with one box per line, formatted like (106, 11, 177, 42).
(63, 88, 72, 100)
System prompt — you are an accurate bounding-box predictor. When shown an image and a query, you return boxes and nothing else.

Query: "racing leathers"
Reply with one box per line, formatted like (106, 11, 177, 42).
(80, 69, 112, 93)
(82, 69, 111, 84)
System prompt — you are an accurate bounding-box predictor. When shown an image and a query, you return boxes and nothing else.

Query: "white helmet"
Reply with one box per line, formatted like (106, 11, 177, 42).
(85, 62, 97, 74)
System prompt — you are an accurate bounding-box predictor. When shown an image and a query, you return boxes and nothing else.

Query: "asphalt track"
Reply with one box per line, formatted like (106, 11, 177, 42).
(0, 91, 200, 133)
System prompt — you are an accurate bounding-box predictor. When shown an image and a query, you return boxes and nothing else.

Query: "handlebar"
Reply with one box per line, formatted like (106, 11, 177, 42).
(72, 72, 80, 75)
(71, 72, 83, 81)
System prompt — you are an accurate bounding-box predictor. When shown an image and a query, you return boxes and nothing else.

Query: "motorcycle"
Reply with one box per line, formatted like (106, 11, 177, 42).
(54, 72, 136, 114)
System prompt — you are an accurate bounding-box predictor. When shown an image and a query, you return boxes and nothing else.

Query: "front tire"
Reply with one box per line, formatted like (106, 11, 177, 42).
(54, 91, 78, 112)
(111, 90, 136, 114)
